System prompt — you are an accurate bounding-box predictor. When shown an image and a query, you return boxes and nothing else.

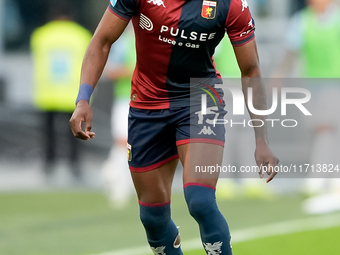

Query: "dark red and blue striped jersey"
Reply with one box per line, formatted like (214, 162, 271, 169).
(109, 0, 255, 109)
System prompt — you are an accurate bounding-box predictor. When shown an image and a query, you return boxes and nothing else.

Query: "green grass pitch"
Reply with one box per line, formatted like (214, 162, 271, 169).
(185, 226, 340, 255)
(0, 190, 339, 255)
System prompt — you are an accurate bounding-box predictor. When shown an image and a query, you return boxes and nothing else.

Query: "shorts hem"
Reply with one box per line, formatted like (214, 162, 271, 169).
(176, 138, 224, 147)
(129, 154, 179, 172)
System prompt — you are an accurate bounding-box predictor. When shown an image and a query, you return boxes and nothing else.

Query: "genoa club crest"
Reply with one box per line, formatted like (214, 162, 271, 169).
(201, 1, 217, 19)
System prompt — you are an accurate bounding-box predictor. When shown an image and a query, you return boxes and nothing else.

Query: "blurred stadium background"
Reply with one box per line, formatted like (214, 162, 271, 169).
(0, 0, 340, 254)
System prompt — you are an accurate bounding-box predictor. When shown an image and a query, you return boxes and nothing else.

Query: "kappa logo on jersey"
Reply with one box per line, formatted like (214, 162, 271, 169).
(139, 13, 154, 31)
(110, 0, 117, 7)
(151, 246, 166, 255)
(127, 143, 132, 161)
(241, 0, 249, 11)
(201, 1, 217, 19)
(203, 241, 223, 255)
(248, 18, 254, 28)
(147, 0, 166, 8)
(240, 18, 255, 37)
(198, 126, 216, 136)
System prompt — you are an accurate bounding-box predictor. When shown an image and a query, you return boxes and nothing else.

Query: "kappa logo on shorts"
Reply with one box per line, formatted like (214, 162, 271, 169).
(151, 246, 166, 255)
(203, 241, 223, 255)
(139, 13, 154, 31)
(201, 1, 217, 19)
(127, 143, 132, 161)
(198, 126, 216, 136)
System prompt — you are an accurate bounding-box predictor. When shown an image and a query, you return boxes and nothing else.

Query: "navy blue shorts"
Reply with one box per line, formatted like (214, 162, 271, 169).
(127, 105, 227, 172)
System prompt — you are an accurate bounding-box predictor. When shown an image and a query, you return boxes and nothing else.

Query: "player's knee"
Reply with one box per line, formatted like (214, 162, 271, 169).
(140, 210, 170, 231)
(186, 195, 217, 221)
(184, 185, 218, 222)
(139, 202, 171, 234)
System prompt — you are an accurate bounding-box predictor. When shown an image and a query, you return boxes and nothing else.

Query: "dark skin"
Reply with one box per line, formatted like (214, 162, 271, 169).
(70, 10, 279, 206)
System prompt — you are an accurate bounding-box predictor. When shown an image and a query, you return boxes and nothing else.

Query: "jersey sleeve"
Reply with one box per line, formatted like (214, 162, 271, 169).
(225, 0, 255, 46)
(108, 0, 138, 21)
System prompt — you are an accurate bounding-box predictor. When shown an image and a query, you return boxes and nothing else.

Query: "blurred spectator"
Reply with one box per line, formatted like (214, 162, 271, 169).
(276, 0, 340, 78)
(275, 0, 340, 213)
(252, 0, 269, 17)
(30, 2, 91, 182)
(100, 26, 135, 209)
(290, 0, 307, 15)
(213, 38, 240, 79)
(2, 0, 23, 47)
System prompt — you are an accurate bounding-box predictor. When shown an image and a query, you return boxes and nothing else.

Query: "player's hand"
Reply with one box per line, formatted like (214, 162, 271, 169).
(254, 139, 279, 183)
(69, 100, 95, 140)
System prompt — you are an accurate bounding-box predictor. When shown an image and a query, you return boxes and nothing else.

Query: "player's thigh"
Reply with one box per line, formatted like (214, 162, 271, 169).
(178, 143, 223, 188)
(131, 158, 179, 203)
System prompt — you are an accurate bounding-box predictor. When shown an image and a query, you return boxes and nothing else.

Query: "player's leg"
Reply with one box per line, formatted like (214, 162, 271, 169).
(128, 107, 183, 254)
(178, 143, 232, 255)
(131, 159, 183, 254)
(174, 91, 231, 254)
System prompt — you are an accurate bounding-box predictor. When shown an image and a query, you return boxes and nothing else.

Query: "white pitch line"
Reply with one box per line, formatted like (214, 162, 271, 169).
(92, 213, 340, 255)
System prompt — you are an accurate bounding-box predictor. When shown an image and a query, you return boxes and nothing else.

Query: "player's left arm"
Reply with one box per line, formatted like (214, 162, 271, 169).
(234, 40, 279, 183)
(225, 0, 279, 182)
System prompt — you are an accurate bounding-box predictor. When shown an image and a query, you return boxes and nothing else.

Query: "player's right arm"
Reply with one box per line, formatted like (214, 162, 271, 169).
(70, 9, 129, 140)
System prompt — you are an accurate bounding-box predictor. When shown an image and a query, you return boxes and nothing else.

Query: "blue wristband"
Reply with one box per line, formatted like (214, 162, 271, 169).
(76, 84, 94, 104)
